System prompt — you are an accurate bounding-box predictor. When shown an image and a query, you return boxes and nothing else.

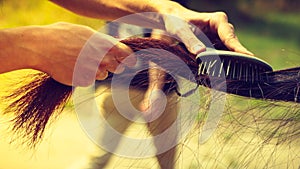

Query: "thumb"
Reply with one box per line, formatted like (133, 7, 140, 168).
(164, 15, 206, 55)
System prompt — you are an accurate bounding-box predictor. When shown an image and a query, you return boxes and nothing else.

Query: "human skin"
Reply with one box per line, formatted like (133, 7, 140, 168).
(0, 0, 252, 87)
(0, 22, 134, 86)
(50, 0, 252, 55)
(50, 0, 254, 110)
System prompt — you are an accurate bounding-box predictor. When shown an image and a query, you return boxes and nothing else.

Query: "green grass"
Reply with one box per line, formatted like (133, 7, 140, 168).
(237, 30, 299, 69)
(234, 11, 300, 69)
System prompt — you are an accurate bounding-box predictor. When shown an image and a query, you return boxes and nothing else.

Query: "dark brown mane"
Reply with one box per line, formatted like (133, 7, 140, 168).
(2, 37, 300, 147)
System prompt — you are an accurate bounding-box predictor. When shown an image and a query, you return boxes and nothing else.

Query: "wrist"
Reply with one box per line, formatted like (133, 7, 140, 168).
(18, 26, 45, 70)
(1, 26, 50, 73)
(22, 26, 51, 72)
(155, 1, 184, 16)
(0, 28, 36, 73)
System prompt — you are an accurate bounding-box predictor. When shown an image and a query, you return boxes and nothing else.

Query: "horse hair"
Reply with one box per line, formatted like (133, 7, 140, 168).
(2, 37, 300, 148)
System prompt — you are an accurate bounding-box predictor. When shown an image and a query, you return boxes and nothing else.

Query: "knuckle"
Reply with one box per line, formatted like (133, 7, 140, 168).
(113, 65, 125, 74)
(225, 34, 238, 44)
(228, 23, 235, 31)
(173, 26, 187, 36)
(215, 11, 228, 21)
(187, 36, 200, 46)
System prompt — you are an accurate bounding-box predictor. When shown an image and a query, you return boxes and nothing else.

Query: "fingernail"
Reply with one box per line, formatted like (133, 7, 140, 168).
(241, 49, 254, 56)
(122, 55, 137, 67)
(238, 46, 254, 56)
(192, 44, 206, 54)
(245, 50, 254, 56)
(113, 65, 125, 74)
(96, 70, 108, 80)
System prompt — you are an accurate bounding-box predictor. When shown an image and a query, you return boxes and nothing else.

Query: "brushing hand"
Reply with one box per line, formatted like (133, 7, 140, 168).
(189, 12, 254, 56)
(162, 3, 253, 56)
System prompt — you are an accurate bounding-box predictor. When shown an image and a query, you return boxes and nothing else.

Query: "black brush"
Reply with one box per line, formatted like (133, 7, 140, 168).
(196, 49, 273, 83)
(195, 49, 300, 102)
(228, 67, 300, 102)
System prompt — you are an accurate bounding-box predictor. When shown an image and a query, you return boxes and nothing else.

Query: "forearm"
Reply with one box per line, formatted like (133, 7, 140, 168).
(0, 28, 37, 74)
(49, 0, 183, 29)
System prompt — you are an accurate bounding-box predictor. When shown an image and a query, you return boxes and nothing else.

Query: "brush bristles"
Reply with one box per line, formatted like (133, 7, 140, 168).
(196, 53, 273, 84)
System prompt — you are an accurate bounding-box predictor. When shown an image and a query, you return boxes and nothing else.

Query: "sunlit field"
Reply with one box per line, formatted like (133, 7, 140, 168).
(0, 1, 299, 169)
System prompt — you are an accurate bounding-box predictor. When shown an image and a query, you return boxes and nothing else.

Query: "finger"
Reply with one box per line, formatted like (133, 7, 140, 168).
(218, 23, 254, 55)
(110, 43, 136, 67)
(176, 26, 206, 55)
(96, 67, 108, 80)
(72, 69, 96, 87)
(99, 55, 125, 74)
(88, 32, 136, 67)
(105, 62, 125, 74)
(210, 12, 254, 55)
(164, 15, 206, 55)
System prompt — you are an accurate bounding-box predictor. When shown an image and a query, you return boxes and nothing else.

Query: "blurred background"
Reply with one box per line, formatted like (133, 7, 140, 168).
(0, 0, 299, 169)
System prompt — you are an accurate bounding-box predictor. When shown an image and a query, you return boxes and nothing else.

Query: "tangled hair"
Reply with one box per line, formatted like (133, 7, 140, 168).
(2, 37, 300, 152)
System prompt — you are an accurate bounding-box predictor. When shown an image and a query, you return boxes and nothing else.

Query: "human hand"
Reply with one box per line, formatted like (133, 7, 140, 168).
(49, 0, 251, 56)
(26, 22, 135, 86)
(162, 3, 253, 55)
